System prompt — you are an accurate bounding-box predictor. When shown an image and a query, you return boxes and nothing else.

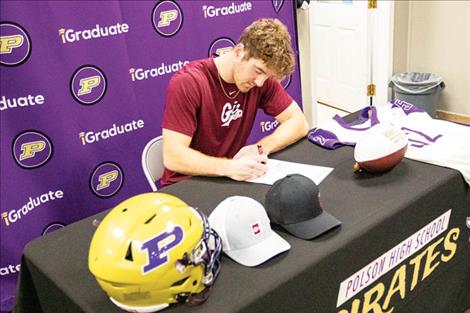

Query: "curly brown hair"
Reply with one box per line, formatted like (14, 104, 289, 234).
(239, 18, 295, 79)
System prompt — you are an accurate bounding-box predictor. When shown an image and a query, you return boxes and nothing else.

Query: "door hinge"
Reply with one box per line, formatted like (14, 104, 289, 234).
(368, 0, 377, 9)
(367, 84, 376, 96)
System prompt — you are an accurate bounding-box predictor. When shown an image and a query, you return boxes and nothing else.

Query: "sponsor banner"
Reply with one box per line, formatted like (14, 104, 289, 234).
(0, 94, 44, 111)
(0, 22, 31, 66)
(208, 37, 236, 57)
(59, 22, 129, 44)
(89, 162, 124, 198)
(1, 190, 64, 227)
(202, 1, 253, 19)
(12, 130, 53, 169)
(129, 61, 189, 81)
(272, 0, 285, 13)
(0, 264, 21, 277)
(70, 65, 107, 105)
(0, 1, 301, 311)
(79, 119, 145, 145)
(337, 210, 452, 307)
(152, 0, 184, 37)
(260, 119, 280, 133)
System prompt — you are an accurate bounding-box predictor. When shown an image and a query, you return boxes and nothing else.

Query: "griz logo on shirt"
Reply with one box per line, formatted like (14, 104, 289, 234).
(221, 101, 243, 127)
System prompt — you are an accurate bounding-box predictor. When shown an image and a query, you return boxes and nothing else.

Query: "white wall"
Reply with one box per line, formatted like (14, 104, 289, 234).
(299, 1, 470, 124)
(296, 7, 315, 128)
(394, 1, 470, 116)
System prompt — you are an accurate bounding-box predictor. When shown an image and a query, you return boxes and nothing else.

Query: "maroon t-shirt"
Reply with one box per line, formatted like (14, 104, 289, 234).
(161, 58, 292, 186)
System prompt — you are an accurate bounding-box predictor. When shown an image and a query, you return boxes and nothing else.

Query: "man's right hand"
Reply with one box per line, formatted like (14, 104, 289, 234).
(226, 154, 268, 181)
(163, 129, 268, 181)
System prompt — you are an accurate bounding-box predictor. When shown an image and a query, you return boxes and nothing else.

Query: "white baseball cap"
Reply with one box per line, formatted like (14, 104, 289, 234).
(208, 196, 290, 267)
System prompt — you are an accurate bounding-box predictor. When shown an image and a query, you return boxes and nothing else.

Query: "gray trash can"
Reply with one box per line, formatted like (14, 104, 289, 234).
(389, 72, 445, 117)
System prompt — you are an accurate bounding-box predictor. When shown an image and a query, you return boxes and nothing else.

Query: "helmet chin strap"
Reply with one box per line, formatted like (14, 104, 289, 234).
(186, 286, 212, 306)
(174, 286, 212, 306)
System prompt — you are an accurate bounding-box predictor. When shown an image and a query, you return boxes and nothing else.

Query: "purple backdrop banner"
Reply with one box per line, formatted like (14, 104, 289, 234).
(0, 1, 302, 311)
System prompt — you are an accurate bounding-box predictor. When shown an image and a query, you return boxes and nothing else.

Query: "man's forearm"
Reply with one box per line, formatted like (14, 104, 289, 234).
(257, 114, 308, 155)
(164, 143, 268, 182)
(164, 145, 229, 177)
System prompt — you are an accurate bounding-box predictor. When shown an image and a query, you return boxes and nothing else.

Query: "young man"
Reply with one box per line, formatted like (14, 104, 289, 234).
(161, 18, 309, 186)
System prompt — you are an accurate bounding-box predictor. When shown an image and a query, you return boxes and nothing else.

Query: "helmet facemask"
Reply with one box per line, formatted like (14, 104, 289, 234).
(175, 208, 222, 304)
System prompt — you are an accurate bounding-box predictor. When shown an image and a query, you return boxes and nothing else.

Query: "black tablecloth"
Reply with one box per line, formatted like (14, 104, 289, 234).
(14, 137, 470, 313)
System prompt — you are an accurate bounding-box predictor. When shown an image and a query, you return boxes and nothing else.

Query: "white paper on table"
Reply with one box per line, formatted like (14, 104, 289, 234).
(247, 158, 334, 185)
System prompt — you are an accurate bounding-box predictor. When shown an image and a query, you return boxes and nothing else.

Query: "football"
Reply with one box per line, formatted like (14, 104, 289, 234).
(354, 125, 408, 173)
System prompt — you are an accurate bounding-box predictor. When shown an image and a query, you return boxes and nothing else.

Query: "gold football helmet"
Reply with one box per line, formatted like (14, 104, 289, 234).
(88, 193, 222, 312)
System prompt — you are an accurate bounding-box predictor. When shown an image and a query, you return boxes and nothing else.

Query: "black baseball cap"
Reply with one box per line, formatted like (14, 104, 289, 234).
(265, 174, 341, 240)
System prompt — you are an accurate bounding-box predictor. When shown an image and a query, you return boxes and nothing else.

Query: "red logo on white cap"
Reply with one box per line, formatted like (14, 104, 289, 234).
(251, 223, 261, 235)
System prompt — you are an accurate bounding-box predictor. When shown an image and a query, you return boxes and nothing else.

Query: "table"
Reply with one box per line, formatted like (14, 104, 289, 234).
(14, 136, 470, 313)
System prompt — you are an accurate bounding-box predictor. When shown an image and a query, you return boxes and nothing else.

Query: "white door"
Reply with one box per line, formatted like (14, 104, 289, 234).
(308, 0, 394, 124)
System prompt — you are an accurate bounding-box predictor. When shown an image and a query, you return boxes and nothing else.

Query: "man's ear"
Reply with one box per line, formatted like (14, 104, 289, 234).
(233, 43, 245, 58)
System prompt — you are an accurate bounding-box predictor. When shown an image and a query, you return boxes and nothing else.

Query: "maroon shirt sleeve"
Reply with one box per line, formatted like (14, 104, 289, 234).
(259, 78, 293, 117)
(162, 71, 202, 137)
